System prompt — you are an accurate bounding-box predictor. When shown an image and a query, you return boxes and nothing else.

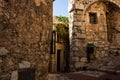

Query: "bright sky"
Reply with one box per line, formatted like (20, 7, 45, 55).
(53, 0, 68, 17)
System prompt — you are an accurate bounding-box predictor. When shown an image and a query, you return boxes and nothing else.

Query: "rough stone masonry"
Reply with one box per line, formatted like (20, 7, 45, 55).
(0, 0, 52, 80)
(69, 0, 120, 71)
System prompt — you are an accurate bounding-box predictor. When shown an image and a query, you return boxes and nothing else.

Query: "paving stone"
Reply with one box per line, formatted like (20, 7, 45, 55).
(77, 71, 106, 77)
(48, 74, 72, 80)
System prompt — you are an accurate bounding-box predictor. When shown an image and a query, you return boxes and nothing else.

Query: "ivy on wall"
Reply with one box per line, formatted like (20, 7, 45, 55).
(54, 16, 69, 36)
(56, 16, 69, 27)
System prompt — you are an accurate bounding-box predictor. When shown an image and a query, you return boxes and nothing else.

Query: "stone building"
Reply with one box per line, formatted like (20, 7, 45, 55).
(69, 0, 120, 71)
(0, 0, 52, 80)
(49, 16, 69, 73)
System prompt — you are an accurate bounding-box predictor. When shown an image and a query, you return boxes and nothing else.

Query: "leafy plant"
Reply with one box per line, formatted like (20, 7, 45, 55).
(56, 16, 69, 27)
(54, 16, 69, 36)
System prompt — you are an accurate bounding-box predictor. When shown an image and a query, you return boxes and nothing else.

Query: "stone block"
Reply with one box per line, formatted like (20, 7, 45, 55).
(74, 52, 80, 57)
(99, 45, 104, 48)
(104, 47, 109, 50)
(75, 62, 85, 68)
(11, 71, 18, 80)
(80, 57, 87, 62)
(74, 22, 82, 26)
(72, 57, 79, 61)
(70, 52, 74, 56)
(75, 3, 84, 10)
(19, 61, 30, 69)
(100, 52, 105, 58)
(80, 26, 85, 31)
(73, 47, 79, 51)
(104, 53, 108, 57)
(110, 46, 116, 49)
(104, 45, 109, 47)
(101, 51, 105, 54)
(0, 47, 9, 56)
(45, 54, 49, 60)
(0, 59, 2, 63)
(95, 53, 100, 58)
(76, 33, 86, 39)
(76, 10, 83, 15)
(75, 16, 82, 22)
(75, 41, 81, 47)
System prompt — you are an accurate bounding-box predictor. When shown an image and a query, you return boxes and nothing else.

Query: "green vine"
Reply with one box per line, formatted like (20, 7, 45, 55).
(54, 24, 68, 35)
(56, 16, 69, 27)
(54, 16, 69, 36)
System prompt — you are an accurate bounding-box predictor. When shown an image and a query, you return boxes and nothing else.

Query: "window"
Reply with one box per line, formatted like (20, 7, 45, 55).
(89, 13, 98, 24)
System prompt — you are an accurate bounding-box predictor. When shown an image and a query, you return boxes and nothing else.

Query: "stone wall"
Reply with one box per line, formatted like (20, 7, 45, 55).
(0, 0, 52, 80)
(85, 2, 109, 59)
(49, 16, 70, 73)
(69, 0, 120, 71)
(107, 4, 120, 53)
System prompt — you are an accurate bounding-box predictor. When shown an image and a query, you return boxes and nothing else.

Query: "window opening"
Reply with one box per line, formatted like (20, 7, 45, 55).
(89, 12, 98, 24)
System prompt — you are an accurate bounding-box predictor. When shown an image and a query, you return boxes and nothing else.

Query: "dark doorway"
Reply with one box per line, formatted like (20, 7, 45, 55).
(18, 68, 35, 80)
(57, 50, 61, 72)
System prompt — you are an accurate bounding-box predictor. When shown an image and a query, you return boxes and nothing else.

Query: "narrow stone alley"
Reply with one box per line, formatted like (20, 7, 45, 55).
(48, 52, 120, 80)
(0, 0, 120, 80)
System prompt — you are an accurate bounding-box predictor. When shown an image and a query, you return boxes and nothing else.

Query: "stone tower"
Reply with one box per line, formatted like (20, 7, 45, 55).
(69, 0, 120, 71)
(0, 0, 52, 80)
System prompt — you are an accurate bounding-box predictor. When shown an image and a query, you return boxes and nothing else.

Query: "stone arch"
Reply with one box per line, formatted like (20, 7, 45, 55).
(83, 0, 120, 43)
(83, 0, 120, 58)
(83, 0, 120, 15)
(68, 0, 120, 71)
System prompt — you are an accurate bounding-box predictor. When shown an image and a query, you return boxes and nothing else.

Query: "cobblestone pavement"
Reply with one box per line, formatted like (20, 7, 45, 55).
(48, 53, 120, 80)
(48, 74, 72, 80)
(49, 71, 120, 80)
